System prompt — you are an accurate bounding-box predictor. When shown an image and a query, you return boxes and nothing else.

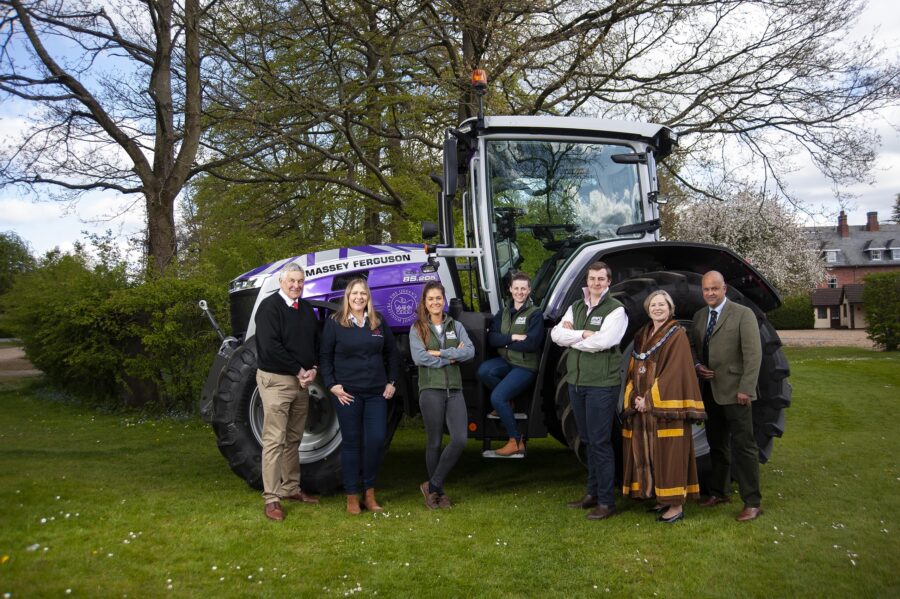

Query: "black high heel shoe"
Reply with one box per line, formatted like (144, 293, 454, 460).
(656, 510, 684, 523)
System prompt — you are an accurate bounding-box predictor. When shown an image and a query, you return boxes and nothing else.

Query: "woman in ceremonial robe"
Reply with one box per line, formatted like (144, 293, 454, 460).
(622, 290, 706, 523)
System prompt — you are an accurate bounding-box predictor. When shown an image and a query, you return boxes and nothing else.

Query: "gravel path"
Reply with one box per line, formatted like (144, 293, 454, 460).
(0, 346, 41, 378)
(775, 329, 876, 349)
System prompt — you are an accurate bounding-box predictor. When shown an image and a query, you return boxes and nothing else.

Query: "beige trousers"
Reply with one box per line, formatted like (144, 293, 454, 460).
(256, 369, 309, 504)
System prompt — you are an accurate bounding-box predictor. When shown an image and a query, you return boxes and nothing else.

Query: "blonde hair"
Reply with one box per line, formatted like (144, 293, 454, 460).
(643, 289, 675, 314)
(335, 278, 381, 330)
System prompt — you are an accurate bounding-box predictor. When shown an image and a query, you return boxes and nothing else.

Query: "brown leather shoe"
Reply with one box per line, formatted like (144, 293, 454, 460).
(265, 501, 284, 521)
(346, 494, 361, 515)
(586, 504, 617, 521)
(284, 489, 320, 504)
(495, 438, 520, 456)
(420, 481, 440, 510)
(736, 506, 763, 522)
(437, 494, 452, 509)
(699, 495, 731, 507)
(363, 488, 384, 512)
(566, 494, 598, 509)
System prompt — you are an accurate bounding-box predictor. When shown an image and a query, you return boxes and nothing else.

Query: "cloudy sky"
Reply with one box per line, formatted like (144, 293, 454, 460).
(1, 0, 897, 257)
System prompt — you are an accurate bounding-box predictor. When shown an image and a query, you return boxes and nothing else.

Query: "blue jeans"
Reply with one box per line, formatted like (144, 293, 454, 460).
(569, 384, 619, 506)
(332, 393, 388, 494)
(477, 357, 537, 439)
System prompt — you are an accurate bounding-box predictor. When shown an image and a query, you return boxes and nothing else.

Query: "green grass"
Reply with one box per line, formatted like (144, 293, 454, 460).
(1, 347, 898, 598)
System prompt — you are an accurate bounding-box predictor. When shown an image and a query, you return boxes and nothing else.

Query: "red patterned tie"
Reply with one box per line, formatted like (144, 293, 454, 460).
(292, 300, 299, 310)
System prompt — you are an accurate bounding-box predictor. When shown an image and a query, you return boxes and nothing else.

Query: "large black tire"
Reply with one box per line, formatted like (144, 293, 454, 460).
(552, 270, 791, 471)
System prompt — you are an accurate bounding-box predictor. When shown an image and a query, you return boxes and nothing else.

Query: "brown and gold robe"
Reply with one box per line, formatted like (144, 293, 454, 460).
(621, 320, 706, 505)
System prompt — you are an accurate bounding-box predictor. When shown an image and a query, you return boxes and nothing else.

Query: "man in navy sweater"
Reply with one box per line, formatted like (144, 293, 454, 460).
(255, 262, 321, 521)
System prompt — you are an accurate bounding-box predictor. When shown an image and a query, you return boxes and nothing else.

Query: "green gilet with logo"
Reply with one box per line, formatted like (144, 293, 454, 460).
(497, 299, 540, 371)
(418, 316, 463, 392)
(564, 293, 624, 387)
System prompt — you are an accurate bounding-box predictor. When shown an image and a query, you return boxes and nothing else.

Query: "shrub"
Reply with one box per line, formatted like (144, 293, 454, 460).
(1, 248, 229, 411)
(863, 272, 900, 351)
(767, 294, 814, 330)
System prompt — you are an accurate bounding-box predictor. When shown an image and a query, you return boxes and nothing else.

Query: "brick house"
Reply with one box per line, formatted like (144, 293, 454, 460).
(805, 211, 900, 329)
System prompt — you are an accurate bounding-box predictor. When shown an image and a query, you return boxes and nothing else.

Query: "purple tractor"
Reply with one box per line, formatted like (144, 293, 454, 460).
(200, 113, 791, 494)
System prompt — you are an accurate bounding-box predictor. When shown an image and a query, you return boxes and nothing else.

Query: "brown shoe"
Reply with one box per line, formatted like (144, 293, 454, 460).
(265, 501, 284, 521)
(346, 494, 361, 515)
(437, 494, 452, 509)
(495, 438, 520, 457)
(699, 495, 731, 507)
(284, 489, 320, 504)
(586, 504, 617, 521)
(736, 506, 763, 522)
(420, 481, 440, 510)
(363, 488, 384, 512)
(566, 494, 598, 509)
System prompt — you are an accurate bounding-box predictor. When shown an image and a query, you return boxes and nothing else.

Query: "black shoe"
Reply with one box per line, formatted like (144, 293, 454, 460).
(646, 504, 667, 513)
(657, 510, 684, 523)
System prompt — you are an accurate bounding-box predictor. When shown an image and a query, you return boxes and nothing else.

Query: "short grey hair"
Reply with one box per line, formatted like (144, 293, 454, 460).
(278, 262, 305, 281)
(643, 289, 675, 314)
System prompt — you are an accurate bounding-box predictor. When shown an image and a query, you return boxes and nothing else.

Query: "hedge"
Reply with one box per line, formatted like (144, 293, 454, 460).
(863, 272, 900, 351)
(767, 294, 814, 330)
(1, 250, 229, 412)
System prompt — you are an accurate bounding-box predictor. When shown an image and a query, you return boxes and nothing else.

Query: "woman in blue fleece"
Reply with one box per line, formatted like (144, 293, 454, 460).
(320, 278, 399, 515)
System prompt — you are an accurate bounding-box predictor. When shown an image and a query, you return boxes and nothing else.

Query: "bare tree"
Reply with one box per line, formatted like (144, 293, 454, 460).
(198, 0, 897, 240)
(0, 0, 204, 275)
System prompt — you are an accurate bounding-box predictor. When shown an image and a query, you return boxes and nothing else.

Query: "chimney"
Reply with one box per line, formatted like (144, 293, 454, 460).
(865, 211, 879, 232)
(838, 210, 849, 237)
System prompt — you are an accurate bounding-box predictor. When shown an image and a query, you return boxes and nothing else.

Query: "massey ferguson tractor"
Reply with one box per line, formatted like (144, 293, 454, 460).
(199, 79, 791, 494)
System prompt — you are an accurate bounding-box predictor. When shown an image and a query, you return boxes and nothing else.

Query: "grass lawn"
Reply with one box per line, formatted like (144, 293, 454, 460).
(1, 347, 898, 598)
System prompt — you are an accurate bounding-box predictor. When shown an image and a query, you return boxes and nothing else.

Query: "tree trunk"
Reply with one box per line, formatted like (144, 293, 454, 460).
(146, 191, 177, 274)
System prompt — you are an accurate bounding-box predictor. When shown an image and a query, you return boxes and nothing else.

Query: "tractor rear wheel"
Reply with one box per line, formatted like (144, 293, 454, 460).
(552, 270, 790, 478)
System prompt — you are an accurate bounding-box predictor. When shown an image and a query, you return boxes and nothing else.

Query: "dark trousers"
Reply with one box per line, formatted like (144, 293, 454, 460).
(702, 384, 762, 507)
(333, 393, 388, 494)
(569, 384, 619, 507)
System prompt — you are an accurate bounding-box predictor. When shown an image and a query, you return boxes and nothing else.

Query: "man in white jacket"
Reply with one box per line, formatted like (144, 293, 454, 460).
(551, 261, 628, 520)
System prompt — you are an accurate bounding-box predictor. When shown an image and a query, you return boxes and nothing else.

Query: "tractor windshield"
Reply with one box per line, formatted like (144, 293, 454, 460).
(485, 139, 643, 305)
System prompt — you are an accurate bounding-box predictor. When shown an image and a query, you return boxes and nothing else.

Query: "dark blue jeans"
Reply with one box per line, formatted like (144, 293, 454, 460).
(569, 384, 619, 507)
(477, 357, 537, 439)
(333, 393, 388, 494)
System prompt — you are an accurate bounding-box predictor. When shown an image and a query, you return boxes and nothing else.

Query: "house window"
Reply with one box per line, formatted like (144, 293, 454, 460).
(843, 305, 847, 317)
(870, 249, 882, 261)
(825, 250, 837, 263)
(892, 249, 900, 260)
(827, 276, 838, 288)
(817, 307, 827, 319)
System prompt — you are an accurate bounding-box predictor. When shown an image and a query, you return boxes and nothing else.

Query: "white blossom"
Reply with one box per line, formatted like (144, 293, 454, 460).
(667, 192, 825, 293)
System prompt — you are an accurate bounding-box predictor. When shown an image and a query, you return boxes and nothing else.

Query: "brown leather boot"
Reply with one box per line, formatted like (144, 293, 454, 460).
(346, 494, 361, 515)
(495, 438, 519, 456)
(363, 488, 384, 512)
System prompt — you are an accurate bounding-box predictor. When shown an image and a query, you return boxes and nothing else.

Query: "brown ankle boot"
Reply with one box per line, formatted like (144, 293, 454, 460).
(363, 488, 384, 512)
(346, 494, 361, 515)
(495, 438, 519, 456)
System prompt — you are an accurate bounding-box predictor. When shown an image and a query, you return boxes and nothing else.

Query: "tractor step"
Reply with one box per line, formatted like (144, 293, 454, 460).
(486, 412, 528, 420)
(481, 449, 526, 459)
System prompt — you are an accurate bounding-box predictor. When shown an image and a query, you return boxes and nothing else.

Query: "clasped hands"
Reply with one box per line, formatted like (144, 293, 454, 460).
(297, 367, 316, 389)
